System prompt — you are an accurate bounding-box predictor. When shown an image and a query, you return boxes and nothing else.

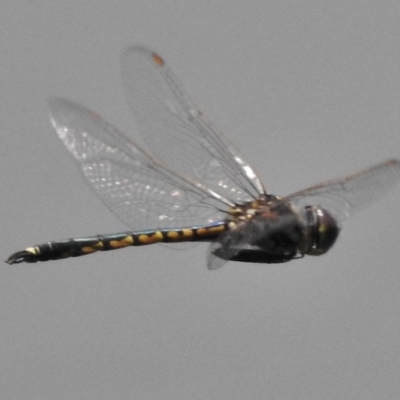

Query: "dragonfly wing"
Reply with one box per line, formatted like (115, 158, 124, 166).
(207, 242, 229, 270)
(206, 225, 249, 270)
(286, 160, 400, 222)
(49, 97, 227, 230)
(121, 46, 266, 205)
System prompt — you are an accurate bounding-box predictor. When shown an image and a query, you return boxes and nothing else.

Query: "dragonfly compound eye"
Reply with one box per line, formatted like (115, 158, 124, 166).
(303, 206, 340, 256)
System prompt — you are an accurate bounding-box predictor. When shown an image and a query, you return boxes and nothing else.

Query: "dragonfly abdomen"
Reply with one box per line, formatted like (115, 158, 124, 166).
(6, 222, 228, 264)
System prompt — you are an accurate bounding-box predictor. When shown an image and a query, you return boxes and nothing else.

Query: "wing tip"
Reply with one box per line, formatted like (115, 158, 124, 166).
(48, 96, 83, 119)
(121, 45, 166, 72)
(385, 158, 400, 168)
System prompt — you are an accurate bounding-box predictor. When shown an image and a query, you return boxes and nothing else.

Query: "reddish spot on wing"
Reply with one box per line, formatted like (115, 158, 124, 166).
(152, 52, 165, 66)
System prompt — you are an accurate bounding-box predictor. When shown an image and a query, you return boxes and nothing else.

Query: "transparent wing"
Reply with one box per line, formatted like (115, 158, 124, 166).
(207, 242, 229, 270)
(286, 160, 400, 222)
(49, 97, 230, 230)
(207, 230, 243, 270)
(121, 46, 266, 205)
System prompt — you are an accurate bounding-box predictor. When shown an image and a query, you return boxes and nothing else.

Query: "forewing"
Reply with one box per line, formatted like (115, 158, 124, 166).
(49, 97, 226, 230)
(286, 160, 400, 222)
(121, 46, 266, 204)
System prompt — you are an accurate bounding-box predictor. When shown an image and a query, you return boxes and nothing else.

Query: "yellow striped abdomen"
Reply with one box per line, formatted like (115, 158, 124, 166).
(6, 222, 229, 264)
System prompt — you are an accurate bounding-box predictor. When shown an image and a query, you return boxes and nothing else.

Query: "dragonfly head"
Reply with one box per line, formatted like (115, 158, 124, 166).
(300, 205, 340, 256)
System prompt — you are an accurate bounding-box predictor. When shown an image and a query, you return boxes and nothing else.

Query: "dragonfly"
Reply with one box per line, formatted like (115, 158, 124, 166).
(6, 46, 400, 269)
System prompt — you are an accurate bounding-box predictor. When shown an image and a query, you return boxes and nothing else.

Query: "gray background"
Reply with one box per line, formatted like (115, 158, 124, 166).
(1, 1, 400, 399)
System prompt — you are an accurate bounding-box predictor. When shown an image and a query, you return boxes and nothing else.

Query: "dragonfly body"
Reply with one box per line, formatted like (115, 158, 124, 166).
(7, 193, 338, 265)
(6, 46, 400, 269)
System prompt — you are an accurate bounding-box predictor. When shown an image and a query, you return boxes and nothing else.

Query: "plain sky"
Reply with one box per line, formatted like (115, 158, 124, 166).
(1, 1, 400, 399)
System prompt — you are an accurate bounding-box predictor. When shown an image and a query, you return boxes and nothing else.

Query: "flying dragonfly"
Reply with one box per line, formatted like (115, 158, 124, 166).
(6, 46, 400, 269)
